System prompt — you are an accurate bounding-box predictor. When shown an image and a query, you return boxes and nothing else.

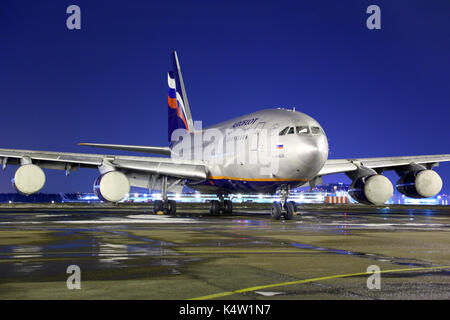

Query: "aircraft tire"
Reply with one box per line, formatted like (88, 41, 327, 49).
(168, 200, 177, 215)
(289, 201, 298, 212)
(153, 200, 164, 214)
(284, 202, 295, 220)
(271, 202, 282, 220)
(210, 200, 221, 215)
(224, 200, 233, 214)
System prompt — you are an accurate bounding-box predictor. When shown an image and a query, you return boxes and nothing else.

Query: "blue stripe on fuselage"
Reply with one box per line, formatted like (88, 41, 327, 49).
(188, 178, 306, 193)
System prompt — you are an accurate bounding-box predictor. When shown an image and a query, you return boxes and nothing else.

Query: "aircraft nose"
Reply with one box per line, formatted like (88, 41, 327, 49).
(298, 136, 328, 174)
(302, 139, 320, 163)
(303, 138, 319, 153)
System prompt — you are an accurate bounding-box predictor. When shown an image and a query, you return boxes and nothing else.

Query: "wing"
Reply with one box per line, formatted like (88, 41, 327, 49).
(318, 154, 450, 176)
(78, 143, 171, 156)
(0, 148, 207, 180)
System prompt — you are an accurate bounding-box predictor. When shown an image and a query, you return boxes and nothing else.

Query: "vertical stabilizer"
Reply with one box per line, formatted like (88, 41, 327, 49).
(168, 51, 194, 141)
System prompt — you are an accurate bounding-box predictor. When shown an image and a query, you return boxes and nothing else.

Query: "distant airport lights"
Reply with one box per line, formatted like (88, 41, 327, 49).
(3, 191, 447, 204)
(70, 190, 448, 205)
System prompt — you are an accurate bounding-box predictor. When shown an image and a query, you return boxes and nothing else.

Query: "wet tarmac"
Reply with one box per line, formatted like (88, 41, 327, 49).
(0, 203, 449, 299)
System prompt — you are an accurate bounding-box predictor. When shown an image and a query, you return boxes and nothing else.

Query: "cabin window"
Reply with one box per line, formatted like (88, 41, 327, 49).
(287, 127, 295, 134)
(296, 126, 309, 134)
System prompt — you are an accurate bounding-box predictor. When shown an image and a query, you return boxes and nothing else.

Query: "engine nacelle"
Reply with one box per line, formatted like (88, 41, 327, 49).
(12, 164, 46, 195)
(349, 174, 393, 205)
(94, 171, 130, 202)
(396, 169, 442, 198)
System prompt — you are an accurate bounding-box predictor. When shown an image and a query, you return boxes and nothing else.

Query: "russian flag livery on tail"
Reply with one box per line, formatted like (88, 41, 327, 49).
(168, 72, 188, 137)
(168, 51, 194, 141)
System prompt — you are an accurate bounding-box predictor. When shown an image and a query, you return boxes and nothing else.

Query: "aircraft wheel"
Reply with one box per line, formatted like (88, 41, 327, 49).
(224, 200, 233, 214)
(289, 201, 298, 212)
(153, 200, 164, 214)
(271, 202, 282, 220)
(284, 202, 295, 220)
(168, 200, 177, 215)
(210, 200, 221, 215)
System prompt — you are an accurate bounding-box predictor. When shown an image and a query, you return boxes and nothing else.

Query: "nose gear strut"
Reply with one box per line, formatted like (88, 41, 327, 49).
(271, 186, 297, 220)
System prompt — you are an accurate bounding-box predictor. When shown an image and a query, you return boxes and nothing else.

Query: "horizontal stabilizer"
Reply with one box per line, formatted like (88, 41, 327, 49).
(78, 143, 171, 156)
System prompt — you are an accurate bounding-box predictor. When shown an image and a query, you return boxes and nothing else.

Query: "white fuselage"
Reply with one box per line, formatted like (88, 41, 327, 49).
(172, 108, 329, 193)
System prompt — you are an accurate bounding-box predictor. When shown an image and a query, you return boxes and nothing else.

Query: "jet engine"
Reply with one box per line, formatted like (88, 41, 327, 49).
(396, 169, 442, 198)
(94, 171, 130, 202)
(12, 164, 46, 195)
(349, 174, 393, 205)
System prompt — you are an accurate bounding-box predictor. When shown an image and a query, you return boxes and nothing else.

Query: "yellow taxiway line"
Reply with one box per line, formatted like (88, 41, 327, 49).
(189, 265, 450, 300)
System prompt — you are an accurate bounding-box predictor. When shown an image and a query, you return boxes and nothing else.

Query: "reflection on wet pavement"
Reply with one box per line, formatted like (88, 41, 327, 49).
(0, 205, 449, 299)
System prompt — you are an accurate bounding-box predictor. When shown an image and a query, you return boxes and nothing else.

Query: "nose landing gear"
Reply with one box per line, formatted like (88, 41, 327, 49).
(271, 187, 297, 220)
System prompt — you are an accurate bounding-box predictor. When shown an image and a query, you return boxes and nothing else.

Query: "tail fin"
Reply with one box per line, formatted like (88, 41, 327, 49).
(168, 51, 194, 141)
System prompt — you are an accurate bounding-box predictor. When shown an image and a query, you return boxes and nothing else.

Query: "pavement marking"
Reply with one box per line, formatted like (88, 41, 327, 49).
(254, 291, 284, 297)
(189, 265, 450, 300)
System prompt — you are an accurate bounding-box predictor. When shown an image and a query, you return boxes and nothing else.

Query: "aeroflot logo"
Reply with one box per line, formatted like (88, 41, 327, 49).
(231, 118, 259, 128)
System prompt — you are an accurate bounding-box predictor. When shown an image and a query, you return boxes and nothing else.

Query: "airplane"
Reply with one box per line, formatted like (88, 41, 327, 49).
(1, 51, 449, 219)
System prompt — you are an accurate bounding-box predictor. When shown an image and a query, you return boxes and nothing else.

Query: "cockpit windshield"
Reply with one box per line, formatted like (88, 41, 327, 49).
(279, 127, 289, 136)
(311, 126, 321, 135)
(279, 125, 322, 136)
(296, 126, 309, 134)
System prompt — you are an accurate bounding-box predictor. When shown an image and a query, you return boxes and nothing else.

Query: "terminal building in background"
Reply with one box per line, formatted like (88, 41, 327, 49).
(0, 183, 448, 205)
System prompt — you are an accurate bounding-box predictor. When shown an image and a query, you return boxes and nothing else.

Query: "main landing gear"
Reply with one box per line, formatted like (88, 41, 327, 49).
(153, 176, 177, 215)
(271, 187, 297, 220)
(153, 199, 176, 215)
(209, 194, 233, 215)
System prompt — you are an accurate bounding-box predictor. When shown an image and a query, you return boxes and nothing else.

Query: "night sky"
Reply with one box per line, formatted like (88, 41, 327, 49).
(1, 0, 449, 194)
